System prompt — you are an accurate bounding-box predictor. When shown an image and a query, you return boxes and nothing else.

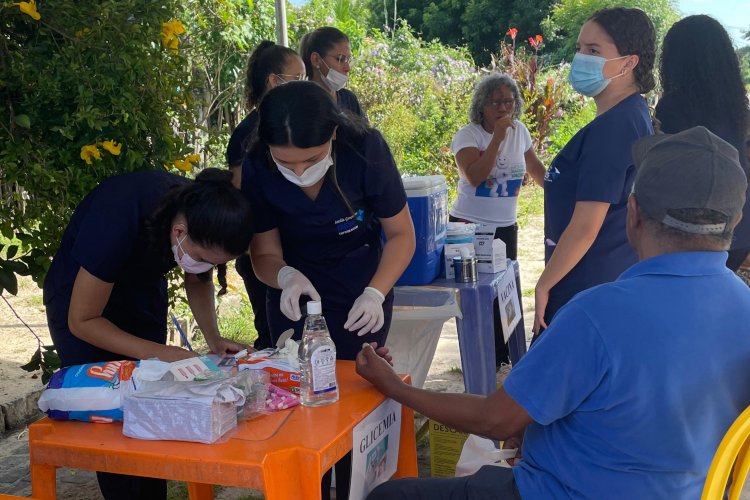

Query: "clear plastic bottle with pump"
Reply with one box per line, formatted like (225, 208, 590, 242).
(298, 300, 338, 406)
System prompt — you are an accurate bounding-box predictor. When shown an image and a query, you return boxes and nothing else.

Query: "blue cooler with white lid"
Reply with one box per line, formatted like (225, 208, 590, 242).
(396, 175, 448, 286)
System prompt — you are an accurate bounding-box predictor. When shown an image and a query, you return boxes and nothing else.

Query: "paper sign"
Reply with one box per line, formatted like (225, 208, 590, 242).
(350, 398, 402, 500)
(496, 269, 521, 342)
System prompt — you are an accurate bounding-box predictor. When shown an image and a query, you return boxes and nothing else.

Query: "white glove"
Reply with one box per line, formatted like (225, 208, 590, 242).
(344, 287, 386, 336)
(277, 266, 320, 321)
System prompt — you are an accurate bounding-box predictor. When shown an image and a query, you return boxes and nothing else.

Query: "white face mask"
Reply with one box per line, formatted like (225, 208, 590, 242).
(271, 143, 333, 187)
(172, 235, 215, 274)
(319, 59, 348, 92)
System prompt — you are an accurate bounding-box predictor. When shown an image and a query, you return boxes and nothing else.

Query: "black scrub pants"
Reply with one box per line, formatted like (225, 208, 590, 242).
(366, 465, 521, 500)
(96, 472, 167, 500)
(449, 216, 517, 366)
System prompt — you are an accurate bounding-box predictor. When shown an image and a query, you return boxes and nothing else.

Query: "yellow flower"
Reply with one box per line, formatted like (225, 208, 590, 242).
(14, 0, 40, 21)
(185, 154, 201, 163)
(101, 140, 122, 156)
(80, 145, 102, 165)
(75, 27, 91, 39)
(173, 159, 192, 172)
(161, 20, 185, 54)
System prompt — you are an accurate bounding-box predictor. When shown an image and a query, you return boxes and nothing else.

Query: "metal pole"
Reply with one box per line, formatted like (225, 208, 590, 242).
(275, 0, 288, 47)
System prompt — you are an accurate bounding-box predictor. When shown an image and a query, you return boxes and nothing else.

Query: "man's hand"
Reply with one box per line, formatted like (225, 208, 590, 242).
(157, 345, 200, 362)
(356, 343, 402, 395)
(503, 435, 523, 466)
(370, 342, 394, 366)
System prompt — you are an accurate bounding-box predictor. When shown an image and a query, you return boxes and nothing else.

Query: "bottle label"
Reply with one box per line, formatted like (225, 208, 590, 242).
(311, 346, 337, 394)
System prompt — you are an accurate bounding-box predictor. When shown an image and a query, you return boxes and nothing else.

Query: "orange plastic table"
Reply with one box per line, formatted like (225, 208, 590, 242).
(28, 361, 418, 499)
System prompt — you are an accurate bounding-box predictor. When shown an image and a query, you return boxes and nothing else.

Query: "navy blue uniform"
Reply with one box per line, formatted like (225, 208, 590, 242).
(44, 171, 188, 367)
(242, 130, 406, 360)
(543, 93, 653, 324)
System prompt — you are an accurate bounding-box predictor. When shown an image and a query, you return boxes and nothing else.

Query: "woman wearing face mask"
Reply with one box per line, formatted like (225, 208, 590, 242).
(533, 7, 655, 336)
(43, 168, 252, 499)
(655, 15, 750, 272)
(299, 26, 365, 117)
(225, 41, 306, 349)
(243, 81, 414, 500)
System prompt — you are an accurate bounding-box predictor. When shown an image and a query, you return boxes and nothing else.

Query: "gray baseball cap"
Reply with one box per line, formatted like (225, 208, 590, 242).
(632, 126, 747, 235)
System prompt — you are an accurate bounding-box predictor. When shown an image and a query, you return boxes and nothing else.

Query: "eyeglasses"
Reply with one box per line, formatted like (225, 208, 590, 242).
(275, 73, 308, 82)
(326, 53, 353, 65)
(487, 99, 515, 108)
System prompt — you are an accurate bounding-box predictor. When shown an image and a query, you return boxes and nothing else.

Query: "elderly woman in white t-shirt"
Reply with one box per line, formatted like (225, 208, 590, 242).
(450, 73, 546, 260)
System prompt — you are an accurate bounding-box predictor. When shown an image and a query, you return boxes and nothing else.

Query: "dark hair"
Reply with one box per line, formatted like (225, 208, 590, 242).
(299, 27, 350, 78)
(245, 40, 299, 109)
(147, 168, 253, 268)
(254, 81, 368, 214)
(588, 7, 656, 93)
(256, 80, 367, 148)
(660, 15, 749, 136)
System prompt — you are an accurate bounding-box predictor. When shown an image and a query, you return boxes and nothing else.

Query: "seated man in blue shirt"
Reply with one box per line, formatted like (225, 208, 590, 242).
(356, 126, 750, 499)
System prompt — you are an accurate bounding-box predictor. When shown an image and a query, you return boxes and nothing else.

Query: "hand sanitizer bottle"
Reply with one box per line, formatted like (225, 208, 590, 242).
(298, 301, 338, 406)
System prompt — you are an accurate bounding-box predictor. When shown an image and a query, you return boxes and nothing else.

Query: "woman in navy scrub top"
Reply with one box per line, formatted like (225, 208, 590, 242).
(534, 7, 656, 335)
(244, 80, 414, 356)
(43, 169, 252, 498)
(243, 81, 414, 500)
(299, 26, 366, 119)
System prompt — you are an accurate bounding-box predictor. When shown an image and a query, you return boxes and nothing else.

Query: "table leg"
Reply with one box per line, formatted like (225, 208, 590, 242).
(455, 287, 497, 395)
(263, 449, 322, 500)
(30, 463, 56, 500)
(507, 261, 528, 365)
(187, 482, 214, 500)
(393, 404, 418, 478)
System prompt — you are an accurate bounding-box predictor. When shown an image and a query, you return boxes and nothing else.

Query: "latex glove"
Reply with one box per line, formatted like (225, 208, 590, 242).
(277, 266, 320, 321)
(344, 287, 385, 336)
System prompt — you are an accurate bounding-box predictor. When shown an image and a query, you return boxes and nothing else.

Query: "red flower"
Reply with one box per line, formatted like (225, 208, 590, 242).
(528, 34, 543, 50)
(506, 27, 518, 40)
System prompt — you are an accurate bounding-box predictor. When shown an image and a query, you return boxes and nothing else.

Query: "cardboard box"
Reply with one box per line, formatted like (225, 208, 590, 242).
(238, 355, 301, 395)
(477, 239, 507, 274)
(443, 243, 475, 280)
(428, 419, 469, 477)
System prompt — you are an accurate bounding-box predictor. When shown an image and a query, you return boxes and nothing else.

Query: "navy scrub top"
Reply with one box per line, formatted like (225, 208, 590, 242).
(242, 129, 406, 356)
(43, 171, 188, 367)
(543, 93, 653, 323)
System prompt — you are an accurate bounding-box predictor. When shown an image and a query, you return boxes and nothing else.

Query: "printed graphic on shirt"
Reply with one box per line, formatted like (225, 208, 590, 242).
(335, 209, 365, 236)
(476, 153, 525, 198)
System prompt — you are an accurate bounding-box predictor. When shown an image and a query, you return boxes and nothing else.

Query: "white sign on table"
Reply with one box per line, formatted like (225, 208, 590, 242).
(496, 269, 521, 342)
(350, 398, 402, 500)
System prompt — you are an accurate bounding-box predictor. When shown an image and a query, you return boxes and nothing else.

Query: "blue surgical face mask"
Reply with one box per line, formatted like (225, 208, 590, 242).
(569, 53, 629, 97)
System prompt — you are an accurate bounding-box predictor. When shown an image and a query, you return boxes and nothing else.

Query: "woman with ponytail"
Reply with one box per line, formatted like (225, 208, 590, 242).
(225, 41, 306, 349)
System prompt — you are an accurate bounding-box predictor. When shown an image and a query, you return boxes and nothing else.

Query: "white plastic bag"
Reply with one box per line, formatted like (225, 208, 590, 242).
(454, 434, 518, 477)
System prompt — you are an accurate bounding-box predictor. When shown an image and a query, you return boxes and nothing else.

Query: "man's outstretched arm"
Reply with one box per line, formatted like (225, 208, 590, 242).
(356, 344, 532, 441)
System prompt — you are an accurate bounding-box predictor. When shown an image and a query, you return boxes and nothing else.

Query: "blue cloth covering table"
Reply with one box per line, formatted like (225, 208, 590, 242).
(394, 260, 527, 395)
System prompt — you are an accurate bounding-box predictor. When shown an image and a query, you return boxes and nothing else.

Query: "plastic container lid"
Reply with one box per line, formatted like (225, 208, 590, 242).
(307, 301, 322, 315)
(401, 175, 447, 197)
(447, 222, 476, 236)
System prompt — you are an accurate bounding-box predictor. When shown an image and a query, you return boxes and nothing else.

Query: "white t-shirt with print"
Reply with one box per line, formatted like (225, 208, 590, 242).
(450, 121, 532, 226)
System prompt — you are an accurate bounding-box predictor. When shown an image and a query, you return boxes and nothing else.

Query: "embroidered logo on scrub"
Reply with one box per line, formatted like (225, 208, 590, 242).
(545, 166, 560, 182)
(335, 209, 365, 235)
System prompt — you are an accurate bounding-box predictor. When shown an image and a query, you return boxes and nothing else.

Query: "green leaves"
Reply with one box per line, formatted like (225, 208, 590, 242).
(15, 114, 31, 128)
(20, 345, 61, 385)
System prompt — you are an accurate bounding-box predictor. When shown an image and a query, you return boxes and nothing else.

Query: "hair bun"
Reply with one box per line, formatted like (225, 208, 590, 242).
(194, 167, 233, 185)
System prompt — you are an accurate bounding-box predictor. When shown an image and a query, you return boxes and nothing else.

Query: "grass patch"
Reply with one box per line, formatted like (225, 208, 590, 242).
(447, 365, 463, 375)
(522, 287, 535, 298)
(517, 182, 544, 230)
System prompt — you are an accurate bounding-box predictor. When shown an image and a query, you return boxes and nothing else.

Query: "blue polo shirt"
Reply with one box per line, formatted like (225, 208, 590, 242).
(504, 252, 750, 499)
(44, 171, 188, 366)
(543, 93, 653, 321)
